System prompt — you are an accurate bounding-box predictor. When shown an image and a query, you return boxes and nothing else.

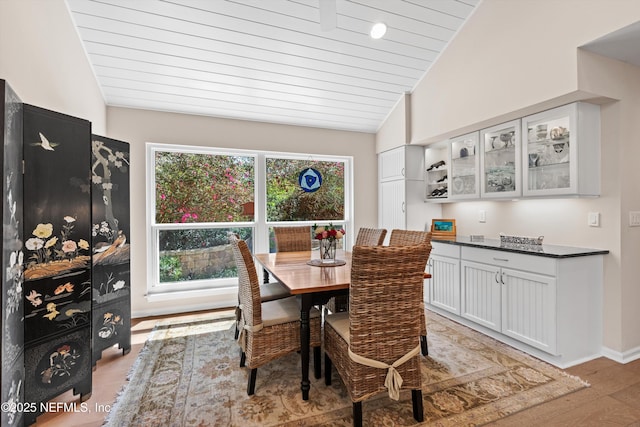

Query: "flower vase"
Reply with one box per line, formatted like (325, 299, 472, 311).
(320, 239, 337, 264)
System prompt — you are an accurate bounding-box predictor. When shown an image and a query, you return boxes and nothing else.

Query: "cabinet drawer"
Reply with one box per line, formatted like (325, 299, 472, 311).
(461, 246, 556, 276)
(432, 242, 460, 258)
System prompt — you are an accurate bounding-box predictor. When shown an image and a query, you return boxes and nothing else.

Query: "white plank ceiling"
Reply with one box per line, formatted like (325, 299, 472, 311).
(66, 0, 478, 133)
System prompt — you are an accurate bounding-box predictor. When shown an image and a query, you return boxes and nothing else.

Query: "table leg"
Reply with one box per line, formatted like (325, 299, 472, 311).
(299, 294, 313, 400)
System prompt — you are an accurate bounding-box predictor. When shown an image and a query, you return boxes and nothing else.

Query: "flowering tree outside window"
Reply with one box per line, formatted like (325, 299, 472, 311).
(266, 158, 345, 221)
(153, 150, 255, 284)
(155, 152, 254, 224)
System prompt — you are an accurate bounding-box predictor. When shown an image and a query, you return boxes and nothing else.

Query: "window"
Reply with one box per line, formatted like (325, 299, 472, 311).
(147, 144, 352, 298)
(266, 157, 345, 221)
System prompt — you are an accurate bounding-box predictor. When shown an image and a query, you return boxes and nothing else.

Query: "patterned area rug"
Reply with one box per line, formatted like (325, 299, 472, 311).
(104, 311, 588, 426)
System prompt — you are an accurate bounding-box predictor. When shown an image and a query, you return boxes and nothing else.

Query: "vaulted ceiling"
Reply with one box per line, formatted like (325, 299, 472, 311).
(66, 0, 479, 133)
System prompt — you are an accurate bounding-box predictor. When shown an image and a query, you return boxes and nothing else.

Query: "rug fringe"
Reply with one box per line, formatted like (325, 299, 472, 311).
(559, 370, 591, 387)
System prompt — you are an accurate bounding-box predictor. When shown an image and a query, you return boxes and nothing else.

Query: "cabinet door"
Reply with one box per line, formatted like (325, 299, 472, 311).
(502, 268, 557, 355)
(379, 180, 405, 231)
(461, 260, 502, 331)
(521, 102, 600, 197)
(480, 120, 521, 199)
(449, 132, 480, 199)
(379, 147, 406, 182)
(522, 104, 575, 196)
(429, 255, 460, 315)
(379, 146, 425, 182)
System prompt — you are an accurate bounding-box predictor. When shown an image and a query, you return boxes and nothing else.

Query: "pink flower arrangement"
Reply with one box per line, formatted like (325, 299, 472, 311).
(313, 224, 345, 241)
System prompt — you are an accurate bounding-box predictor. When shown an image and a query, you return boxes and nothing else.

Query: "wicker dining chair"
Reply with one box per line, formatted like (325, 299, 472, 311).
(388, 229, 433, 356)
(325, 227, 387, 314)
(324, 243, 430, 426)
(273, 226, 312, 252)
(229, 235, 322, 395)
(229, 234, 290, 342)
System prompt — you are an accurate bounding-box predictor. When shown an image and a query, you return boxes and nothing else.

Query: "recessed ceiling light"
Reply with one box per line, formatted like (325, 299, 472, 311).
(370, 22, 387, 39)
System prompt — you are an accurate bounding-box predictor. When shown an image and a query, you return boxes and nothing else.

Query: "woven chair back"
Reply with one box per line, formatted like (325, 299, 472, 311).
(229, 235, 262, 327)
(354, 227, 387, 246)
(388, 229, 432, 247)
(349, 243, 429, 366)
(273, 226, 312, 252)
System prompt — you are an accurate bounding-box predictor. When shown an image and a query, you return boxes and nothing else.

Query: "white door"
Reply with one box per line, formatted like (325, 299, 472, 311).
(379, 179, 405, 231)
(429, 255, 460, 315)
(501, 268, 557, 355)
(461, 260, 502, 332)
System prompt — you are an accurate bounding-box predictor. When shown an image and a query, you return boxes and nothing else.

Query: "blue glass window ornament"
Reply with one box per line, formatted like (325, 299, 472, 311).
(298, 168, 322, 193)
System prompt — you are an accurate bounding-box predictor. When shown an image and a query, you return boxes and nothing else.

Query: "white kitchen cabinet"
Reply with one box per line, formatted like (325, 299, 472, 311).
(378, 146, 425, 239)
(460, 260, 502, 332)
(424, 102, 600, 202)
(427, 238, 605, 368)
(522, 102, 600, 197)
(461, 257, 556, 354)
(449, 131, 480, 200)
(501, 267, 556, 354)
(426, 242, 460, 314)
(480, 119, 522, 198)
(379, 145, 424, 182)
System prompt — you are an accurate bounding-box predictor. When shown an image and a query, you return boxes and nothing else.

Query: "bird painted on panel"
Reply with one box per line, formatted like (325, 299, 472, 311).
(31, 132, 59, 151)
(94, 230, 127, 263)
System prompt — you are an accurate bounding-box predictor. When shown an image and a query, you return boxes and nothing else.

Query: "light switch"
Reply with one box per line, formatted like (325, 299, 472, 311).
(630, 211, 640, 227)
(588, 212, 600, 227)
(479, 210, 486, 223)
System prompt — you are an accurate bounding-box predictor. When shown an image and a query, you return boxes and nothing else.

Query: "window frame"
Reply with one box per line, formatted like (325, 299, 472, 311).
(146, 143, 353, 300)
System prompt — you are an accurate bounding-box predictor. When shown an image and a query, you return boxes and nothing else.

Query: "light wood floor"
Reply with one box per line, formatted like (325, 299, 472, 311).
(34, 309, 640, 426)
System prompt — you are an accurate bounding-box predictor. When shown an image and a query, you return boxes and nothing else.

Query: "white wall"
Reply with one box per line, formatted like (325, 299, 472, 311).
(376, 92, 410, 152)
(106, 107, 377, 317)
(411, 0, 640, 144)
(0, 0, 106, 134)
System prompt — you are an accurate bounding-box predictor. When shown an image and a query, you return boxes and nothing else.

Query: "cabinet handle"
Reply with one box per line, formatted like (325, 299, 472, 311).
(501, 272, 506, 284)
(402, 202, 405, 213)
(495, 271, 500, 283)
(493, 257, 509, 262)
(401, 167, 405, 177)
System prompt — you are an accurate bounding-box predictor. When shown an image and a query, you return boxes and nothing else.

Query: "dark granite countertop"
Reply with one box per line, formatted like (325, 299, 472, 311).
(432, 236, 609, 258)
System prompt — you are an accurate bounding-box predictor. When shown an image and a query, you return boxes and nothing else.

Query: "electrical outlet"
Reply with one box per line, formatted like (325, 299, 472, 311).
(630, 211, 640, 227)
(479, 210, 486, 223)
(588, 212, 600, 227)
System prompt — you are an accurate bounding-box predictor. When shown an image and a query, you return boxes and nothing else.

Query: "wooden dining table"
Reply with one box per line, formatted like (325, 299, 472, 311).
(254, 250, 351, 401)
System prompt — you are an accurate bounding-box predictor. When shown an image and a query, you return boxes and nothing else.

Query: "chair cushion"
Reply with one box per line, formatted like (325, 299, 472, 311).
(325, 311, 350, 342)
(262, 296, 320, 327)
(260, 282, 290, 302)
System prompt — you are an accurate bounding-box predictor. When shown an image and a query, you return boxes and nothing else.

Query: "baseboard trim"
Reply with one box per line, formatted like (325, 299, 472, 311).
(600, 345, 640, 364)
(133, 300, 235, 319)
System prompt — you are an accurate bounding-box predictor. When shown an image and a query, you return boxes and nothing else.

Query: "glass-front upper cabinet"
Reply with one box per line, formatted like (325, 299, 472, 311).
(521, 103, 600, 197)
(480, 120, 521, 198)
(449, 132, 480, 199)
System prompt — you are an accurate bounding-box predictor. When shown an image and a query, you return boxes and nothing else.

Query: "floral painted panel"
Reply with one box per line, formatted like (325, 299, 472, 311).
(22, 104, 92, 418)
(91, 134, 131, 364)
(22, 105, 92, 281)
(93, 301, 131, 364)
(91, 135, 130, 300)
(23, 270, 91, 344)
(1, 80, 25, 427)
(23, 329, 92, 425)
